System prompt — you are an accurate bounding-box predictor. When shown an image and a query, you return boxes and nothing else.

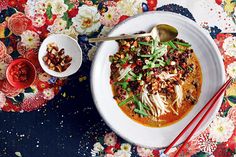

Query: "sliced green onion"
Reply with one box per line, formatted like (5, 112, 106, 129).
(134, 108, 148, 116)
(137, 74, 142, 80)
(174, 41, 191, 47)
(188, 66, 193, 71)
(142, 65, 150, 70)
(166, 58, 171, 65)
(118, 96, 134, 106)
(116, 82, 129, 89)
(169, 49, 175, 53)
(138, 41, 152, 46)
(167, 41, 177, 49)
(142, 103, 150, 110)
(140, 54, 153, 58)
(129, 71, 137, 78)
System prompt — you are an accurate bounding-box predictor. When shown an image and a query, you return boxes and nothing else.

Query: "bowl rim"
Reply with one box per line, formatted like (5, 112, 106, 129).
(6, 58, 36, 89)
(38, 33, 83, 78)
(90, 11, 226, 148)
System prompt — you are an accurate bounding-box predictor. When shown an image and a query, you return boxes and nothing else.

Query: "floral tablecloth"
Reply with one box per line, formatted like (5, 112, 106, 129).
(0, 0, 236, 157)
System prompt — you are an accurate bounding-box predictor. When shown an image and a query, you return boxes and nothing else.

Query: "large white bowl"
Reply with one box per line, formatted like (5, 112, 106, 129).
(91, 11, 225, 148)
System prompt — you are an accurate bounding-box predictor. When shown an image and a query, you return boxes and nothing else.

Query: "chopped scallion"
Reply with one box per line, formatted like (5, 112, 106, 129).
(174, 41, 191, 47)
(138, 41, 152, 46)
(118, 96, 133, 106)
(167, 41, 177, 49)
(134, 108, 148, 116)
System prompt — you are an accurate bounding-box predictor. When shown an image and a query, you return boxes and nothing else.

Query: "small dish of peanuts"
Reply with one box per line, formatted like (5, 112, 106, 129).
(38, 34, 82, 77)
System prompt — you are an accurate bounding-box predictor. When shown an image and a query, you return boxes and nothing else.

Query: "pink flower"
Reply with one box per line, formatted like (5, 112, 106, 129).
(193, 130, 217, 153)
(136, 146, 153, 157)
(104, 132, 117, 146)
(7, 12, 32, 35)
(22, 92, 46, 112)
(0, 80, 23, 97)
(32, 14, 46, 27)
(0, 91, 6, 109)
(43, 88, 55, 100)
(100, 7, 121, 27)
(0, 0, 8, 12)
(1, 54, 13, 64)
(0, 41, 7, 59)
(17, 42, 27, 56)
(227, 106, 236, 126)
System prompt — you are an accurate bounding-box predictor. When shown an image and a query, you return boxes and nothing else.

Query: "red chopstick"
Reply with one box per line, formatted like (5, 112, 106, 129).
(164, 78, 232, 156)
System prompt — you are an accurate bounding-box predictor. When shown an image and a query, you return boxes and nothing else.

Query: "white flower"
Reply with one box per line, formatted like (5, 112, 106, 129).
(209, 117, 234, 142)
(51, 0, 68, 17)
(91, 142, 104, 156)
(43, 88, 55, 100)
(100, 7, 121, 27)
(0, 91, 6, 109)
(120, 143, 131, 152)
(104, 132, 117, 146)
(114, 150, 131, 157)
(227, 62, 236, 79)
(32, 14, 46, 27)
(0, 61, 8, 80)
(93, 142, 104, 152)
(72, 5, 101, 34)
(88, 46, 97, 61)
(223, 36, 236, 57)
(117, 0, 146, 16)
(48, 18, 67, 33)
(34, 1, 47, 15)
(20, 30, 40, 49)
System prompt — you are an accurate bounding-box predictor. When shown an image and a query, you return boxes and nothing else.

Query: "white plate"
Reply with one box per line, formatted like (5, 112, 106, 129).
(38, 34, 82, 77)
(91, 11, 225, 148)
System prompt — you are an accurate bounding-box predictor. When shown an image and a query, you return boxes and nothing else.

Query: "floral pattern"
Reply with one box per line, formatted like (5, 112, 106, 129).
(0, 0, 235, 156)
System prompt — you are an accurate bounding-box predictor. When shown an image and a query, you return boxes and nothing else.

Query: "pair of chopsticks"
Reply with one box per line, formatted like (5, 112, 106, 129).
(164, 78, 233, 157)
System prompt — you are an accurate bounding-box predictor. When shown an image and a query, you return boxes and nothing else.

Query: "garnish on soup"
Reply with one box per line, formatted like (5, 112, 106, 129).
(109, 34, 202, 127)
(43, 43, 72, 72)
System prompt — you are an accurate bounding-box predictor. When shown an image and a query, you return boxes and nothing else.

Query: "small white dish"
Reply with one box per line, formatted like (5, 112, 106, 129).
(38, 34, 82, 77)
(91, 11, 225, 148)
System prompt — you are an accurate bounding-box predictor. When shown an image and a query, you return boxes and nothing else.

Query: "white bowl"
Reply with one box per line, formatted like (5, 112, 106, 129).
(38, 34, 82, 77)
(91, 11, 225, 148)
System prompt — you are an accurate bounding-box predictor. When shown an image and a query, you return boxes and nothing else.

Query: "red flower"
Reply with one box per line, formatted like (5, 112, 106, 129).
(215, 0, 222, 5)
(104, 146, 115, 154)
(1, 98, 21, 112)
(114, 143, 120, 149)
(152, 150, 160, 157)
(213, 142, 233, 157)
(119, 15, 130, 23)
(45, 14, 57, 25)
(147, 0, 158, 11)
(68, 7, 79, 18)
(34, 79, 50, 92)
(0, 80, 23, 97)
(7, 12, 32, 35)
(226, 129, 236, 151)
(21, 92, 46, 112)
